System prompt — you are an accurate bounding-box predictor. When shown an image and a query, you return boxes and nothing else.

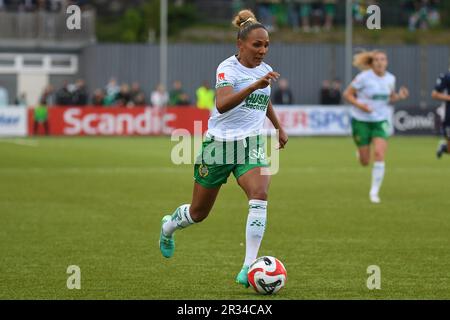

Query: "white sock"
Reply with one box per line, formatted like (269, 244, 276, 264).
(162, 204, 195, 237)
(370, 161, 385, 196)
(243, 200, 268, 267)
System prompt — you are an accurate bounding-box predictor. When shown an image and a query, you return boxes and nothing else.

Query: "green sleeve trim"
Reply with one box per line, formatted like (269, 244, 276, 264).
(215, 82, 233, 89)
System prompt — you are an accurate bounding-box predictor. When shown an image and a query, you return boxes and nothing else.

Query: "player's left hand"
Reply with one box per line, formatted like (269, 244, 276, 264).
(277, 128, 288, 149)
(398, 86, 409, 100)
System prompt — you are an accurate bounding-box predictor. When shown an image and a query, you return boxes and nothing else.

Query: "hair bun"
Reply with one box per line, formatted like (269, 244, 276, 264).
(232, 9, 257, 29)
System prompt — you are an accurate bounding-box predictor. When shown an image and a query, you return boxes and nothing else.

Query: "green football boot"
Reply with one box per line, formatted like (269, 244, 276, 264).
(235, 266, 250, 288)
(159, 215, 175, 258)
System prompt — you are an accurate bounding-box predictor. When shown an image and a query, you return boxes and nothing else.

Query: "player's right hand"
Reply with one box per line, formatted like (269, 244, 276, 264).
(252, 72, 280, 90)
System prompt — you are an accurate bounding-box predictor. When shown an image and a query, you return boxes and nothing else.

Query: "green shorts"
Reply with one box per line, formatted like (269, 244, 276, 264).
(351, 118, 390, 147)
(194, 134, 269, 189)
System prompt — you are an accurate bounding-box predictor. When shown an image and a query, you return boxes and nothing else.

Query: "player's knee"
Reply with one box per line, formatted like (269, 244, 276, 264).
(248, 189, 268, 201)
(374, 150, 385, 161)
(189, 206, 210, 223)
(360, 158, 370, 167)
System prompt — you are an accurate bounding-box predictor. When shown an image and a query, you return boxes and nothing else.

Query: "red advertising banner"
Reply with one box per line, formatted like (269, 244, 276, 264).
(29, 106, 210, 136)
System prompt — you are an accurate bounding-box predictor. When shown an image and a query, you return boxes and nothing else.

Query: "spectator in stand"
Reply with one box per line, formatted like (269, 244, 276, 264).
(428, 0, 441, 27)
(33, 94, 50, 135)
(15, 93, 27, 107)
(0, 82, 9, 106)
(169, 80, 185, 106)
(196, 81, 215, 110)
(273, 78, 294, 105)
(151, 84, 169, 108)
(91, 88, 105, 107)
(323, 0, 337, 31)
(299, 0, 325, 33)
(256, 0, 277, 32)
(72, 79, 88, 106)
(409, 0, 427, 31)
(231, 0, 244, 15)
(133, 92, 147, 106)
(104, 77, 120, 106)
(320, 79, 342, 105)
(330, 79, 342, 104)
(46, 0, 63, 12)
(286, 0, 300, 31)
(40, 84, 56, 106)
(130, 82, 145, 105)
(352, 0, 366, 24)
(178, 93, 191, 106)
(310, 1, 324, 33)
(55, 81, 73, 106)
(22, 0, 37, 12)
(3, 0, 19, 11)
(116, 83, 132, 107)
(320, 80, 331, 104)
(409, 0, 441, 31)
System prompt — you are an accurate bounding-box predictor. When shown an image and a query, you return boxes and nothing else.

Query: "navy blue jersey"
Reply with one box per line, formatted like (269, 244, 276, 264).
(434, 72, 450, 123)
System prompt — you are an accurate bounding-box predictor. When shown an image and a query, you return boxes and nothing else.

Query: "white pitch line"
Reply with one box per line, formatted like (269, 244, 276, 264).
(0, 139, 39, 147)
(0, 166, 449, 175)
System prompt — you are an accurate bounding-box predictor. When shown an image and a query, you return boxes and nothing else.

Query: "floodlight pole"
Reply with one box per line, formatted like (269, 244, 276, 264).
(160, 0, 168, 91)
(345, 0, 353, 87)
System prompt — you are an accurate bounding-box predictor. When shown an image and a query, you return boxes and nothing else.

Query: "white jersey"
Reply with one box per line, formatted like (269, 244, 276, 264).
(207, 55, 272, 141)
(350, 69, 396, 122)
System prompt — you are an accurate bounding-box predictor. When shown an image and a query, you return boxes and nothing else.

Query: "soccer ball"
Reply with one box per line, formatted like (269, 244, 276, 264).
(247, 256, 287, 295)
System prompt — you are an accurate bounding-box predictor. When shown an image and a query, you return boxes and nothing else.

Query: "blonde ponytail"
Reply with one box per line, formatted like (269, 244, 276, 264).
(353, 50, 386, 71)
(232, 9, 258, 29)
(232, 9, 265, 40)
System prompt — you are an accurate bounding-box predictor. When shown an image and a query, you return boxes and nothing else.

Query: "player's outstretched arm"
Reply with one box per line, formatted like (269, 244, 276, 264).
(343, 85, 372, 113)
(266, 101, 288, 149)
(390, 86, 409, 103)
(431, 90, 450, 102)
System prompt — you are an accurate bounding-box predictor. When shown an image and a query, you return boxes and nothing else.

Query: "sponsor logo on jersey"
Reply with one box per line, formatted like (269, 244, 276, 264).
(371, 94, 390, 101)
(218, 73, 225, 81)
(244, 93, 270, 111)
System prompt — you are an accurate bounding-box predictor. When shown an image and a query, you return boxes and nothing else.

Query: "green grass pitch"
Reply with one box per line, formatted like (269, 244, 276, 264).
(0, 136, 449, 299)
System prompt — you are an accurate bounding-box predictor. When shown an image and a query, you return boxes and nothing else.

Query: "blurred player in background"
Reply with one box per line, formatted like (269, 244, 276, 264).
(158, 9, 288, 288)
(343, 51, 409, 204)
(431, 69, 450, 159)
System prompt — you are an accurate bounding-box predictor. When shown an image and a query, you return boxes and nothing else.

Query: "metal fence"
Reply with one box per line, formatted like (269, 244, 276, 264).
(80, 43, 450, 108)
(0, 43, 448, 107)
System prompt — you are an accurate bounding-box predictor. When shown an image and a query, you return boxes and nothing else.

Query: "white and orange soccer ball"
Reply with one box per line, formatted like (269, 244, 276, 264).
(247, 256, 287, 295)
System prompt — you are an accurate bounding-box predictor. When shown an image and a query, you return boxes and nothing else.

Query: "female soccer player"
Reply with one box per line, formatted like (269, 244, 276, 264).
(343, 51, 409, 204)
(158, 9, 288, 288)
(431, 70, 450, 159)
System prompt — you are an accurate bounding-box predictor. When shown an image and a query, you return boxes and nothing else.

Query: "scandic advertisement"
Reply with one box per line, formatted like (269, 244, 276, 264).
(24, 105, 439, 137)
(29, 107, 211, 136)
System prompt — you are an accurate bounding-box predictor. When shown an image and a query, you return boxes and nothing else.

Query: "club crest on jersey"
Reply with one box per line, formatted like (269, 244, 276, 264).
(218, 73, 225, 81)
(198, 164, 209, 177)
